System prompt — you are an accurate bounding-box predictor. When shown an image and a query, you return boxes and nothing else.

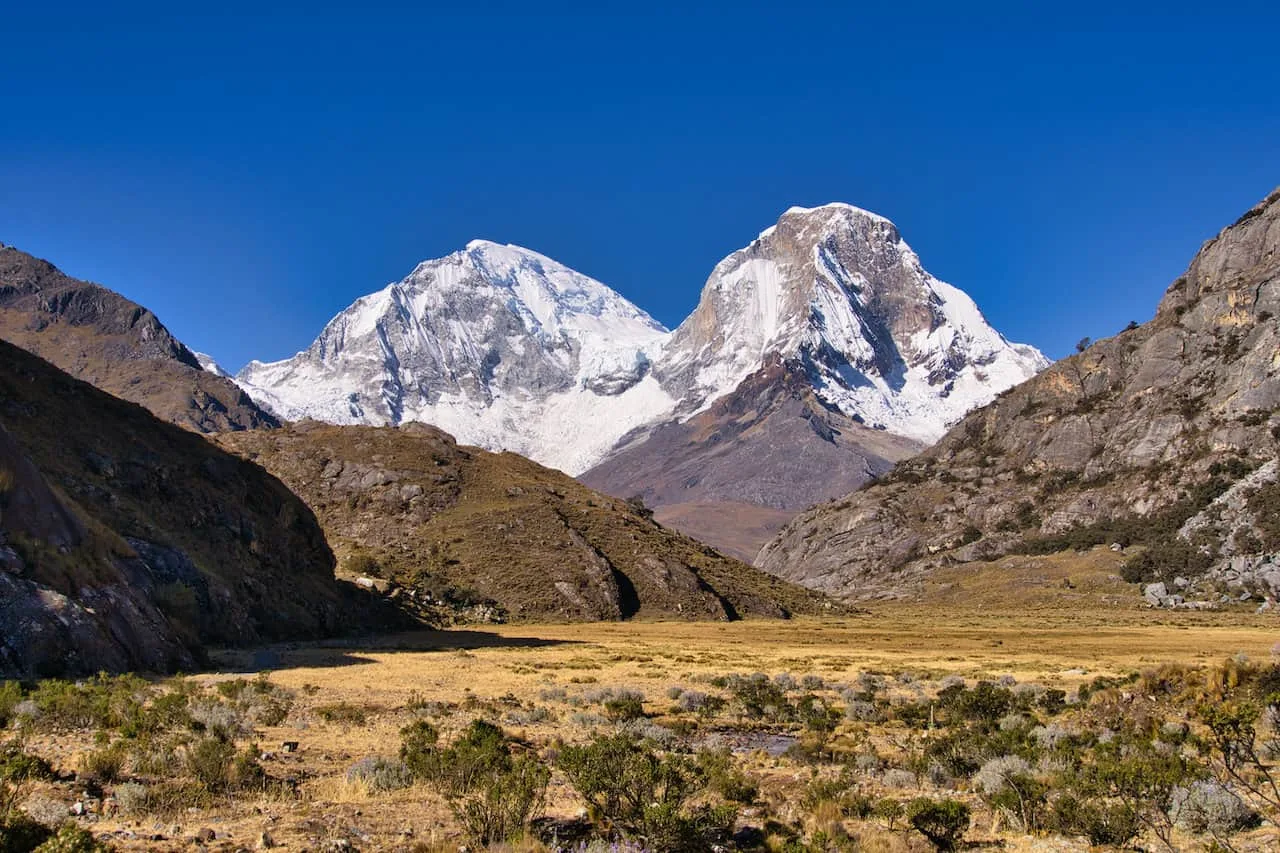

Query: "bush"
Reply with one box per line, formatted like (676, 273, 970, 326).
(603, 696, 646, 723)
(559, 733, 733, 851)
(695, 748, 757, 804)
(185, 736, 235, 792)
(1170, 780, 1261, 835)
(214, 677, 293, 728)
(26, 676, 150, 732)
(112, 783, 150, 816)
(905, 797, 969, 851)
(725, 674, 790, 721)
(314, 703, 366, 726)
(0, 813, 53, 852)
(973, 756, 1047, 831)
(0, 746, 52, 784)
(78, 744, 126, 785)
(1049, 793, 1140, 846)
(415, 720, 548, 846)
(398, 719, 439, 779)
(0, 683, 21, 730)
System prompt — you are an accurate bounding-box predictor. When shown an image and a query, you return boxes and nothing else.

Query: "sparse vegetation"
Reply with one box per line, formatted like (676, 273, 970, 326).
(1, 616, 1278, 850)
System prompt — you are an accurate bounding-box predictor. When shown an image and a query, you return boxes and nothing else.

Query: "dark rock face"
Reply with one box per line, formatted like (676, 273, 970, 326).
(758, 188, 1280, 599)
(581, 356, 922, 561)
(0, 244, 278, 432)
(0, 340, 348, 677)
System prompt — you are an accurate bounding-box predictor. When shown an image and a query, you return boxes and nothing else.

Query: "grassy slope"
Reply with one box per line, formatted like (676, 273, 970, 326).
(216, 422, 837, 622)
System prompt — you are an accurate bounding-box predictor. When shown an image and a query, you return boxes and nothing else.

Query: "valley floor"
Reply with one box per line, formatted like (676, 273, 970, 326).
(14, 608, 1280, 852)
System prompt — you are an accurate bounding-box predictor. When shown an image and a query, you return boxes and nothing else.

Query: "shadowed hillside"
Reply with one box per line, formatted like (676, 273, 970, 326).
(0, 341, 361, 677)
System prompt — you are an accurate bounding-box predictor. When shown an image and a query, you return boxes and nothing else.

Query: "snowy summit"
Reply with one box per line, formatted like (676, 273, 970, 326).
(236, 206, 1047, 473)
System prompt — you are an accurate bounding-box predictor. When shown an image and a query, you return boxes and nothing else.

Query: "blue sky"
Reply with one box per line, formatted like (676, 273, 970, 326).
(1, 2, 1277, 370)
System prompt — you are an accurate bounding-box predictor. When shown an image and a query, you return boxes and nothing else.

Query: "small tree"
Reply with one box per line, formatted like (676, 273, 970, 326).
(906, 797, 970, 850)
(559, 733, 734, 851)
(408, 719, 548, 847)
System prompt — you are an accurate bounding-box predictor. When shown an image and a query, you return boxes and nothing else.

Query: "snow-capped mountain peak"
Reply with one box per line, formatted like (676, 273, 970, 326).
(235, 206, 1046, 473)
(657, 203, 1048, 442)
(236, 241, 673, 473)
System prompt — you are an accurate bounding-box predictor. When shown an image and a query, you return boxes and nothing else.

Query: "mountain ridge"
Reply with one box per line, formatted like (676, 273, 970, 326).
(0, 244, 279, 433)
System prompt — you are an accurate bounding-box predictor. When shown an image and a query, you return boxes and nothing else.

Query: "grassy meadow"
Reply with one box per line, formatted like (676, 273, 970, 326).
(4, 605, 1279, 851)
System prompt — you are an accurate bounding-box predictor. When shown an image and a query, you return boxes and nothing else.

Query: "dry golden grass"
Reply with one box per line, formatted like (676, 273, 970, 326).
(57, 608, 1280, 850)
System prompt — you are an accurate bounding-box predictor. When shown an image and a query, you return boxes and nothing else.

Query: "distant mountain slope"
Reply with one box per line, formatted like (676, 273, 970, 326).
(581, 355, 923, 560)
(0, 243, 278, 432)
(0, 340, 355, 678)
(215, 421, 838, 622)
(582, 204, 1043, 555)
(758, 188, 1280, 601)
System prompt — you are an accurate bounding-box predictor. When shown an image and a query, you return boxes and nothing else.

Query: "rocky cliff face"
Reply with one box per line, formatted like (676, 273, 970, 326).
(0, 340, 353, 677)
(0, 244, 278, 432)
(215, 421, 838, 623)
(758, 188, 1280, 601)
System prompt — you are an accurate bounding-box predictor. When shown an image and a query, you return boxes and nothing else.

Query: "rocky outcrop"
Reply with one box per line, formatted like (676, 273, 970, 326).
(0, 340, 355, 677)
(0, 244, 278, 432)
(758, 188, 1280, 600)
(215, 421, 839, 623)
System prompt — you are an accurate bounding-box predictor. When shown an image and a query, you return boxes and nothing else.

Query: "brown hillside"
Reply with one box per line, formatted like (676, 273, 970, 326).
(0, 243, 277, 432)
(760, 187, 1280, 601)
(0, 340, 355, 677)
(216, 421, 838, 622)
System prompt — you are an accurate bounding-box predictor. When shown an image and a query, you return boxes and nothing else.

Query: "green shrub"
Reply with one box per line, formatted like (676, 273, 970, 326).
(399, 719, 440, 780)
(559, 732, 733, 851)
(696, 748, 757, 804)
(419, 720, 548, 846)
(212, 677, 293, 728)
(602, 696, 646, 723)
(0, 746, 52, 784)
(27, 676, 150, 732)
(725, 673, 791, 721)
(78, 743, 127, 785)
(186, 735, 235, 792)
(0, 813, 53, 853)
(0, 684, 21, 730)
(1048, 793, 1140, 846)
(314, 703, 366, 726)
(905, 797, 969, 851)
